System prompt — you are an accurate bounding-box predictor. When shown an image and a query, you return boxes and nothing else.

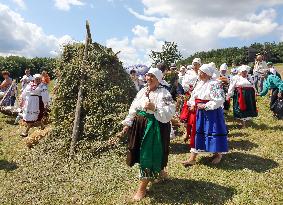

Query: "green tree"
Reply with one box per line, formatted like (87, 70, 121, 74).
(149, 41, 182, 67)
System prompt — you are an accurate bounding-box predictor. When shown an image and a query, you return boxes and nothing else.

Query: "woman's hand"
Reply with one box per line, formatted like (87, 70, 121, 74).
(145, 102, 156, 111)
(278, 92, 282, 99)
(189, 105, 195, 111)
(197, 104, 206, 110)
(109, 126, 130, 145)
(226, 96, 230, 101)
(122, 126, 130, 134)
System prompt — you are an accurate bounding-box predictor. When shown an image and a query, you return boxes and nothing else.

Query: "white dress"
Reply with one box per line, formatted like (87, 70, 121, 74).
(122, 86, 176, 126)
(182, 70, 198, 92)
(22, 83, 50, 122)
(188, 79, 225, 110)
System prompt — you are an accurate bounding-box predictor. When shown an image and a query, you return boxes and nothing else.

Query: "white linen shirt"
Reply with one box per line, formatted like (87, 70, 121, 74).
(122, 86, 176, 126)
(188, 79, 225, 110)
(182, 70, 198, 92)
(227, 75, 255, 98)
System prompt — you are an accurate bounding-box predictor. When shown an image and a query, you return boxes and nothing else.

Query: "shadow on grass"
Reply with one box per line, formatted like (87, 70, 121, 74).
(149, 178, 236, 205)
(228, 131, 247, 138)
(0, 159, 18, 171)
(199, 152, 278, 173)
(170, 143, 189, 155)
(227, 123, 242, 131)
(229, 140, 259, 151)
(225, 113, 236, 123)
(5, 118, 16, 126)
(249, 121, 283, 132)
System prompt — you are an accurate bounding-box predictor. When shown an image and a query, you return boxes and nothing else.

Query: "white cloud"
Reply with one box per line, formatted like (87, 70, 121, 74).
(127, 7, 159, 22)
(106, 37, 140, 66)
(53, 0, 84, 11)
(127, 0, 283, 58)
(106, 25, 163, 66)
(0, 3, 73, 57)
(219, 9, 278, 38)
(11, 0, 26, 9)
(132, 25, 163, 51)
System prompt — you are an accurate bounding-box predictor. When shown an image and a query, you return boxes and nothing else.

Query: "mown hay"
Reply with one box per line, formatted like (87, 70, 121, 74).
(51, 42, 136, 148)
(23, 127, 52, 148)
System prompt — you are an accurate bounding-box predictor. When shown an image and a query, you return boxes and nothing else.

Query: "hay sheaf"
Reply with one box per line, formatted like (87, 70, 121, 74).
(51, 42, 136, 146)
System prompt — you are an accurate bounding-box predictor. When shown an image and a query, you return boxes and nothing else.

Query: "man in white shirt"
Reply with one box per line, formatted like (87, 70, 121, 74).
(254, 55, 268, 92)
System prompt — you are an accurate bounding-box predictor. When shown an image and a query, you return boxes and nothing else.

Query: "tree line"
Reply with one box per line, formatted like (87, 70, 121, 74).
(0, 56, 56, 81)
(179, 42, 283, 67)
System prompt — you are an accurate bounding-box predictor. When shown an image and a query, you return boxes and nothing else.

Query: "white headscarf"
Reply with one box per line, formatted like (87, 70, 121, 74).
(33, 74, 41, 79)
(192, 58, 202, 66)
(208, 62, 216, 69)
(199, 64, 215, 77)
(147, 68, 163, 83)
(220, 63, 228, 71)
(238, 65, 250, 73)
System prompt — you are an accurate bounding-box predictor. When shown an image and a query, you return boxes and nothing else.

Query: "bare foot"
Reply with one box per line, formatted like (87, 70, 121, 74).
(152, 170, 169, 184)
(212, 154, 222, 164)
(160, 170, 168, 180)
(181, 159, 196, 167)
(20, 133, 28, 138)
(132, 189, 146, 201)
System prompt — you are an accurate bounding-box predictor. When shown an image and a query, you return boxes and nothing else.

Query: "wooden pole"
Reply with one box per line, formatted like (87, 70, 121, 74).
(70, 20, 92, 156)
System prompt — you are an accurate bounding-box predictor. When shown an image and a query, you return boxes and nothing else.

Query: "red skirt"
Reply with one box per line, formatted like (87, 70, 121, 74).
(186, 99, 209, 149)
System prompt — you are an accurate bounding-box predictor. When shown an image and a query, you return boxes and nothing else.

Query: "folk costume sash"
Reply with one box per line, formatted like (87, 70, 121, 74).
(137, 110, 163, 179)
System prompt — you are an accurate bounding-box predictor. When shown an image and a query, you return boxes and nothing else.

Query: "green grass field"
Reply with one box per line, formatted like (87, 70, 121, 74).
(0, 66, 283, 205)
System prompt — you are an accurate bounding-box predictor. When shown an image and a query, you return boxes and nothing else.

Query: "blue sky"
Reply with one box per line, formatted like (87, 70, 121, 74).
(0, 0, 283, 66)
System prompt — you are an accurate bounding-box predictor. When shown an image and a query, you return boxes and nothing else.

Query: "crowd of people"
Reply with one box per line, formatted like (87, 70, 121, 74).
(1, 55, 283, 201)
(123, 54, 283, 201)
(0, 69, 51, 137)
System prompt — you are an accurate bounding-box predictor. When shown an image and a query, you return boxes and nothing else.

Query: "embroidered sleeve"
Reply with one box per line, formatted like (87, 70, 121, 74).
(227, 77, 237, 98)
(205, 82, 225, 110)
(154, 89, 176, 123)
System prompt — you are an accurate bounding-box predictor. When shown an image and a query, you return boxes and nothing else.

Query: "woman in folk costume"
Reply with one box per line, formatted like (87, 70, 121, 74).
(208, 62, 220, 80)
(121, 68, 175, 201)
(182, 64, 228, 166)
(0, 71, 14, 106)
(20, 74, 50, 137)
(180, 58, 201, 146)
(218, 63, 230, 111)
(227, 65, 258, 127)
(258, 69, 283, 119)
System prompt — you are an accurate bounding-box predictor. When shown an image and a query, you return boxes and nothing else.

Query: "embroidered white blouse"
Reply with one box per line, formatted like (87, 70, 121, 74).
(188, 79, 225, 110)
(182, 70, 199, 92)
(122, 86, 176, 126)
(22, 83, 50, 107)
(227, 75, 255, 98)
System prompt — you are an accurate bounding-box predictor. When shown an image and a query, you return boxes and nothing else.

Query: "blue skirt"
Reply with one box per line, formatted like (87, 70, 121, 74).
(195, 108, 228, 153)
